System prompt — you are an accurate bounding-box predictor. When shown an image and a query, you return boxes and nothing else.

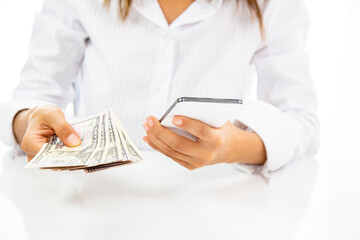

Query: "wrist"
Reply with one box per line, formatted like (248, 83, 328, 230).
(226, 127, 267, 165)
(13, 109, 31, 144)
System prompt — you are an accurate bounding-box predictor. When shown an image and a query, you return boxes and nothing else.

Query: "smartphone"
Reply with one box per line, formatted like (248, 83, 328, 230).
(160, 97, 243, 140)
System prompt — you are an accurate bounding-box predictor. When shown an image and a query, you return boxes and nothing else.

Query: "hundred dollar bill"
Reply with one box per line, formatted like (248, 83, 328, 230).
(82, 110, 134, 172)
(103, 109, 129, 163)
(88, 112, 107, 166)
(26, 113, 104, 169)
(26, 109, 144, 172)
(115, 118, 144, 162)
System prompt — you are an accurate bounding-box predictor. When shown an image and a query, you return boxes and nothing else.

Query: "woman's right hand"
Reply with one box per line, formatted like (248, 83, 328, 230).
(13, 105, 81, 162)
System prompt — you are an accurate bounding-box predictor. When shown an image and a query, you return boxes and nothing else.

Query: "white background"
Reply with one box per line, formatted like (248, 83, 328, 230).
(0, 0, 359, 239)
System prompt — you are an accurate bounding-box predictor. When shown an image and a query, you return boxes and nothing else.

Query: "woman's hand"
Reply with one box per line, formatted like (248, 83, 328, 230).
(142, 116, 266, 170)
(13, 105, 81, 162)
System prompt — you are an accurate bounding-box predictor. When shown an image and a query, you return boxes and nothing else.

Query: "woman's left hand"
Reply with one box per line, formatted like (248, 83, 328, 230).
(142, 116, 266, 170)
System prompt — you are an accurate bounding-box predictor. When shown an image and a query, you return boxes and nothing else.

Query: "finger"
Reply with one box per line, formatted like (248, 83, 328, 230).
(143, 134, 204, 168)
(143, 134, 193, 162)
(171, 158, 197, 170)
(144, 116, 201, 156)
(45, 111, 81, 147)
(27, 155, 34, 162)
(143, 136, 197, 170)
(172, 116, 216, 140)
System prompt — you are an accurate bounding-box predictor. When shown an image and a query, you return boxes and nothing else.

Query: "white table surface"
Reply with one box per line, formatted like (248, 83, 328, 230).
(0, 146, 359, 240)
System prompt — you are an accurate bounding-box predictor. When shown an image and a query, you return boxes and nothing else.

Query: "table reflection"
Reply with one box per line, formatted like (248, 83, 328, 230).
(0, 150, 318, 240)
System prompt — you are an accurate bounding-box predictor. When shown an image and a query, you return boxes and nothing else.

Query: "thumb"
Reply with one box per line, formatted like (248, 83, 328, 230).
(47, 113, 81, 147)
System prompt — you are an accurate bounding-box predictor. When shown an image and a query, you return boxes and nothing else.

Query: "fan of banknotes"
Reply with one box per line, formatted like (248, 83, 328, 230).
(25, 109, 144, 173)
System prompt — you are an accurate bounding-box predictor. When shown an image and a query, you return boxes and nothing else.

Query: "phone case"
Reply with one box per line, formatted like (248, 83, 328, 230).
(160, 97, 243, 140)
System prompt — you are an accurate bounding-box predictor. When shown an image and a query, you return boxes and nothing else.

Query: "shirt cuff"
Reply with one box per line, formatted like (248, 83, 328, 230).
(233, 100, 302, 175)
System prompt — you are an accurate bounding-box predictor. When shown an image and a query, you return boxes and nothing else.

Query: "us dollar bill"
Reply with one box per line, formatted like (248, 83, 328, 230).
(115, 118, 144, 162)
(26, 113, 103, 169)
(89, 112, 107, 166)
(104, 109, 129, 163)
(25, 109, 144, 172)
(82, 110, 135, 173)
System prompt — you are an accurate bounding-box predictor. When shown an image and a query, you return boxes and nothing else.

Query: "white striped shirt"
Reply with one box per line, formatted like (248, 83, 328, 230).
(0, 0, 319, 173)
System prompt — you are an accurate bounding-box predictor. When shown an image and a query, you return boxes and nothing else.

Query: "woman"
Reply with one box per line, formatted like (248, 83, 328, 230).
(0, 0, 319, 174)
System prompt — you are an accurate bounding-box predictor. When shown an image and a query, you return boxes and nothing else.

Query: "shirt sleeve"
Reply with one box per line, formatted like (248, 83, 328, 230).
(0, 0, 87, 146)
(234, 0, 320, 175)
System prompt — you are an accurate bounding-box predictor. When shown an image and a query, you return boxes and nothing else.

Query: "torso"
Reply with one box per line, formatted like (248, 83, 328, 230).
(72, 0, 261, 149)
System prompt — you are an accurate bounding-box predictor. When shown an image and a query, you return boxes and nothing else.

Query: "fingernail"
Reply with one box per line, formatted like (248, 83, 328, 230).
(143, 123, 149, 132)
(173, 117, 183, 126)
(146, 118, 154, 127)
(67, 133, 81, 147)
(143, 137, 149, 144)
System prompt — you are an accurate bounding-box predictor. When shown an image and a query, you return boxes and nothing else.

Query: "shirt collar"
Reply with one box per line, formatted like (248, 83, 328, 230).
(132, 0, 224, 31)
